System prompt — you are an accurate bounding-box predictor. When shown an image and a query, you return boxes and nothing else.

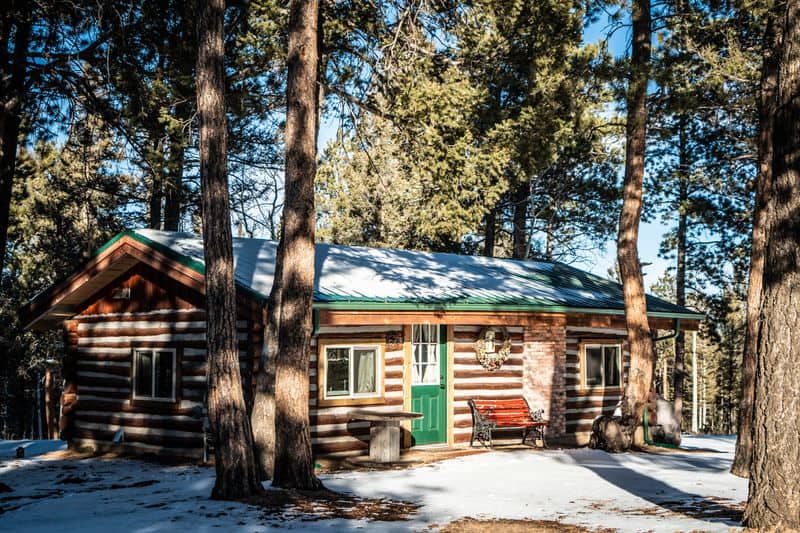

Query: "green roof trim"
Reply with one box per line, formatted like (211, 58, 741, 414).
(312, 300, 705, 320)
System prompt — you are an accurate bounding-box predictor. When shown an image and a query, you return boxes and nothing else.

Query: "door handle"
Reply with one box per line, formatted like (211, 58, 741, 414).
(440, 382, 446, 390)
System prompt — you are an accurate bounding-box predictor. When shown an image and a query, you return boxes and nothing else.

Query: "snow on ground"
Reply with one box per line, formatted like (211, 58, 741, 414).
(0, 435, 746, 532)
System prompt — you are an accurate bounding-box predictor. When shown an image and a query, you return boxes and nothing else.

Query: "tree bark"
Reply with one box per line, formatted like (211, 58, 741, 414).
(483, 206, 497, 257)
(617, 0, 655, 448)
(731, 13, 779, 479)
(251, 238, 283, 481)
(197, 0, 262, 500)
(44, 367, 57, 440)
(673, 116, 688, 428)
(743, 2, 800, 528)
(512, 181, 529, 259)
(0, 16, 30, 280)
(271, 0, 323, 490)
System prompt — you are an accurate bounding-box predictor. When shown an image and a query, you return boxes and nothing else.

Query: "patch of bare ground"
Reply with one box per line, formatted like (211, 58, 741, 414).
(590, 495, 744, 524)
(436, 518, 616, 532)
(248, 488, 420, 522)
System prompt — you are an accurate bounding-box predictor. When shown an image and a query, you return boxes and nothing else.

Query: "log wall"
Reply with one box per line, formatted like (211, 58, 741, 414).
(564, 325, 631, 445)
(309, 325, 405, 456)
(64, 262, 257, 458)
(451, 325, 525, 445)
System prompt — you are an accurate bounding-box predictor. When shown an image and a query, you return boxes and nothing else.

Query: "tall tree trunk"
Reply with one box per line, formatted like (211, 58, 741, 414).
(743, 2, 800, 527)
(617, 0, 654, 447)
(0, 17, 30, 280)
(673, 116, 688, 427)
(271, 0, 322, 490)
(163, 132, 184, 231)
(44, 367, 57, 439)
(197, 0, 261, 500)
(483, 206, 497, 257)
(545, 218, 554, 261)
(731, 13, 779, 479)
(512, 181, 529, 259)
(251, 237, 283, 481)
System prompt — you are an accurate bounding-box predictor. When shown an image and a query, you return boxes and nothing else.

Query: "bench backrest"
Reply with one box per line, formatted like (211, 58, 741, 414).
(471, 398, 529, 414)
(469, 398, 534, 424)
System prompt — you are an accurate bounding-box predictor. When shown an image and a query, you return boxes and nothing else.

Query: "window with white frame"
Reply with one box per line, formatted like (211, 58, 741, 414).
(322, 344, 381, 400)
(412, 324, 440, 385)
(133, 348, 176, 401)
(583, 343, 622, 388)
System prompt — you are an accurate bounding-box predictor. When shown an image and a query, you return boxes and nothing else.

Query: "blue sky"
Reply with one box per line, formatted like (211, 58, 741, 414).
(316, 10, 676, 288)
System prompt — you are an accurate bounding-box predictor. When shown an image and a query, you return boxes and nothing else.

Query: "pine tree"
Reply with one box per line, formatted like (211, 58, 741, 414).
(743, 0, 800, 527)
(618, 0, 655, 447)
(271, 0, 323, 491)
(732, 8, 780, 479)
(197, 0, 262, 500)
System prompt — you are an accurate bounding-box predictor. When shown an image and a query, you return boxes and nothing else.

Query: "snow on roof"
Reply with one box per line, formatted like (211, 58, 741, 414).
(132, 229, 701, 317)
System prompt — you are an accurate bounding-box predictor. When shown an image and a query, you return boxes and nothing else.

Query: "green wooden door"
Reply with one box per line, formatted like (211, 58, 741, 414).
(411, 324, 447, 445)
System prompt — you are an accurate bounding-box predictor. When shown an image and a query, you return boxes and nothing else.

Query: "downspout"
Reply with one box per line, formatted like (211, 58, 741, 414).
(653, 319, 681, 342)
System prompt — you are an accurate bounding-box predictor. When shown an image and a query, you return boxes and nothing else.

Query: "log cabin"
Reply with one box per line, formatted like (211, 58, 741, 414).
(22, 229, 702, 459)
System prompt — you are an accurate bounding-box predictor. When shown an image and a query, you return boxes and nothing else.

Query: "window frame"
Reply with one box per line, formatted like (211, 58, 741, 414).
(131, 347, 178, 403)
(580, 340, 623, 390)
(317, 339, 384, 407)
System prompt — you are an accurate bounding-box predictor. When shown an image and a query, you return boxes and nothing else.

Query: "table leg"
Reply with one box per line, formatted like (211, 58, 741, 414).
(370, 422, 400, 462)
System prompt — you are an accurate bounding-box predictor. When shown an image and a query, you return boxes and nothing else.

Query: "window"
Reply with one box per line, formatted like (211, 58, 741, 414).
(320, 343, 382, 403)
(133, 349, 176, 401)
(582, 343, 622, 388)
(412, 324, 439, 385)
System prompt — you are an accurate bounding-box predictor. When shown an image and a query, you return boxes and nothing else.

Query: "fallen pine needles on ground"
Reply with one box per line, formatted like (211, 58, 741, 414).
(248, 488, 421, 522)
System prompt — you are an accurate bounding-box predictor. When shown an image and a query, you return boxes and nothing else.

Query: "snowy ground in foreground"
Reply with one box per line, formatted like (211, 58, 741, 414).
(0, 435, 746, 532)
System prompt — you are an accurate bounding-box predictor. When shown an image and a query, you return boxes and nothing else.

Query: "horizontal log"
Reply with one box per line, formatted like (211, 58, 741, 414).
(76, 411, 202, 432)
(77, 362, 130, 376)
(77, 375, 130, 388)
(454, 391, 524, 402)
(384, 356, 404, 366)
(73, 427, 202, 449)
(310, 426, 370, 440)
(565, 398, 622, 409)
(384, 370, 403, 380)
(454, 369, 522, 379)
(453, 382, 523, 391)
(566, 409, 615, 422)
(312, 440, 368, 455)
(71, 437, 204, 459)
(75, 309, 206, 324)
(75, 398, 200, 416)
(181, 388, 205, 401)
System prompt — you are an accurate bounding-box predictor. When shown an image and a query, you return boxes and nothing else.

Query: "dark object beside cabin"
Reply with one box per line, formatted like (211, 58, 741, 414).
(468, 398, 548, 448)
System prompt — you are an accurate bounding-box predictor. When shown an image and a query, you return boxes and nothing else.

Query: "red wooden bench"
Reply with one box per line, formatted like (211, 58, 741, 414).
(468, 398, 548, 448)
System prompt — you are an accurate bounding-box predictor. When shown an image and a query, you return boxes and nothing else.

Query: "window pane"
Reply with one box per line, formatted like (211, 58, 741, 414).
(353, 348, 377, 394)
(604, 346, 621, 387)
(417, 344, 428, 364)
(326, 348, 350, 397)
(135, 351, 153, 397)
(585, 346, 603, 386)
(154, 351, 174, 398)
(412, 362, 422, 383)
(430, 325, 438, 344)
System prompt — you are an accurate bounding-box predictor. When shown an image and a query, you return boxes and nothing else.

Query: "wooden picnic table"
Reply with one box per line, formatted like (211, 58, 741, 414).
(349, 409, 423, 463)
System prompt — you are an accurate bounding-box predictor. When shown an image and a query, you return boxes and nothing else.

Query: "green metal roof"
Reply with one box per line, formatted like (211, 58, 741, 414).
(124, 229, 703, 320)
